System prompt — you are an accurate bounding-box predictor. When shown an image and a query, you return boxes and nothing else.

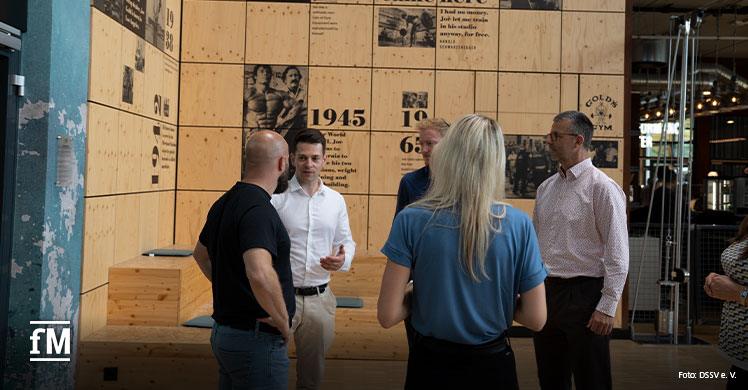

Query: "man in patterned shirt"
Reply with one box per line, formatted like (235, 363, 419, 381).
(532, 111, 629, 390)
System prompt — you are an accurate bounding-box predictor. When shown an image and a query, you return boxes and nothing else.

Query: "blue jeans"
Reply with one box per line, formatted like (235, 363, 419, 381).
(210, 322, 289, 390)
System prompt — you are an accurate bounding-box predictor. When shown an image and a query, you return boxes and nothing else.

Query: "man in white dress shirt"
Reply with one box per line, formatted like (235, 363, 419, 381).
(532, 111, 629, 390)
(271, 129, 356, 390)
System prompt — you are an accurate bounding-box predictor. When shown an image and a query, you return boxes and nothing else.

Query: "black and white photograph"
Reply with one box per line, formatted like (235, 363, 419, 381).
(242, 64, 309, 176)
(500, 0, 561, 10)
(135, 39, 145, 72)
(505, 135, 557, 199)
(402, 91, 428, 109)
(94, 0, 123, 22)
(378, 8, 436, 48)
(122, 65, 134, 104)
(589, 140, 619, 169)
(146, 0, 165, 50)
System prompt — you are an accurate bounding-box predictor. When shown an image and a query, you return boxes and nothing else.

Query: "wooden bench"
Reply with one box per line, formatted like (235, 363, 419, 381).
(107, 253, 211, 326)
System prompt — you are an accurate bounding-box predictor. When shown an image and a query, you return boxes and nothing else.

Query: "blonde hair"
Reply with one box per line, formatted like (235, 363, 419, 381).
(412, 114, 507, 281)
(415, 118, 450, 136)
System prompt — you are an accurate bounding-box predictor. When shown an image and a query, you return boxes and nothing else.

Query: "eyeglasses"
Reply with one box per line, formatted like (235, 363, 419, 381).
(545, 132, 579, 141)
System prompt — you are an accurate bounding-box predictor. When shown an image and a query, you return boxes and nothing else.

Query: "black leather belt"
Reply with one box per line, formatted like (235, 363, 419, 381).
(222, 319, 281, 336)
(295, 283, 328, 296)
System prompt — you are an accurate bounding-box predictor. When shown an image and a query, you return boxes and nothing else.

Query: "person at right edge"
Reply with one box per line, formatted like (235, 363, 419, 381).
(533, 111, 629, 390)
(192, 131, 295, 390)
(704, 215, 748, 390)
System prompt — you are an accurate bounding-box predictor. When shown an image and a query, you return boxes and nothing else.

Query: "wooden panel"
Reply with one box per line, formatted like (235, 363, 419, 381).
(367, 195, 396, 254)
(579, 74, 625, 138)
(86, 103, 119, 197)
(310, 4, 372, 67)
(246, 2, 309, 65)
(178, 127, 242, 191)
(435, 71, 474, 123)
(162, 56, 179, 126)
(371, 69, 434, 132)
(116, 112, 144, 193)
(330, 257, 385, 298)
(179, 63, 244, 127)
(82, 197, 116, 292)
(475, 71, 498, 114)
(120, 33, 146, 115)
(342, 195, 368, 256)
(504, 198, 535, 217)
(436, 8, 499, 70)
(370, 132, 425, 195)
(373, 6, 436, 69)
(307, 67, 372, 131)
(563, 0, 625, 12)
(108, 254, 212, 326)
(164, 0, 183, 60)
(143, 43, 164, 121)
(89, 9, 123, 107)
(158, 191, 176, 247)
(139, 192, 160, 253)
(560, 74, 579, 112)
(320, 131, 370, 194)
(499, 10, 560, 72)
(179, 260, 213, 324)
(79, 285, 109, 340)
(498, 72, 559, 134)
(114, 194, 141, 264)
(175, 190, 223, 245)
(561, 12, 625, 74)
(182, 0, 245, 63)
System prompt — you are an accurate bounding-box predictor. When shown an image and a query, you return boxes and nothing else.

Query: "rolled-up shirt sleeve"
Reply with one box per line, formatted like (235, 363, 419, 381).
(594, 180, 630, 317)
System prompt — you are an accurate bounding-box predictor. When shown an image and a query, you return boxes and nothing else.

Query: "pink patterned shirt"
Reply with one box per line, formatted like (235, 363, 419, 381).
(533, 158, 629, 316)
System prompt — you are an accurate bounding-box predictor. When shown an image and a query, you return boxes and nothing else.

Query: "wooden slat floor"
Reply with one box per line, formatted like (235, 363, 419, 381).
(299, 338, 732, 390)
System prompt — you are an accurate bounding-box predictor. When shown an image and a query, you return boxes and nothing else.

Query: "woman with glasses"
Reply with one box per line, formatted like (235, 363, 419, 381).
(377, 114, 548, 389)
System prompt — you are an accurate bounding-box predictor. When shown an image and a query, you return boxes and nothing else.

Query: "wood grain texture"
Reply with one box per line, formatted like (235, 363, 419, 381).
(246, 2, 310, 65)
(178, 127, 242, 191)
(182, 0, 245, 63)
(499, 10, 560, 72)
(179, 63, 244, 127)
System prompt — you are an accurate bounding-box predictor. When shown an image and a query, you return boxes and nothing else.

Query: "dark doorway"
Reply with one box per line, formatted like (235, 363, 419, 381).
(0, 23, 21, 382)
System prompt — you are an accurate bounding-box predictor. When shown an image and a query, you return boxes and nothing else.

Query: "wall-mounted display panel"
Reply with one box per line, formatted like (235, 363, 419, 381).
(498, 9, 560, 72)
(246, 2, 310, 65)
(372, 69, 434, 132)
(310, 4, 373, 67)
(182, 0, 245, 63)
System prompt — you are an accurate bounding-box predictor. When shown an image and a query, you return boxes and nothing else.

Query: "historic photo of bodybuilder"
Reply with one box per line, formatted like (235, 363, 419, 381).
(505, 135, 558, 199)
(378, 8, 436, 48)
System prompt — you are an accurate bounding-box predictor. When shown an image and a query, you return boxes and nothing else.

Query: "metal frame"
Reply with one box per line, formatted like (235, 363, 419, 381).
(0, 32, 21, 383)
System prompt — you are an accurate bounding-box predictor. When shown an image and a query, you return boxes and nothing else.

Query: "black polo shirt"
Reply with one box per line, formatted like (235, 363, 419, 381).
(199, 182, 295, 328)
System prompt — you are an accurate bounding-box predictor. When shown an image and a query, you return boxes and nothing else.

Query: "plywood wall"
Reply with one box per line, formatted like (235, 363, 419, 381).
(81, 0, 182, 338)
(177, 0, 626, 259)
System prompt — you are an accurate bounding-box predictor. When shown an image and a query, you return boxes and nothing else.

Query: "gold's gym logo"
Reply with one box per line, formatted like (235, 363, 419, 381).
(585, 95, 618, 132)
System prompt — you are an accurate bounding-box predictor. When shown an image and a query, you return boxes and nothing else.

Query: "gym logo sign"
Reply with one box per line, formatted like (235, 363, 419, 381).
(29, 321, 71, 362)
(584, 94, 618, 132)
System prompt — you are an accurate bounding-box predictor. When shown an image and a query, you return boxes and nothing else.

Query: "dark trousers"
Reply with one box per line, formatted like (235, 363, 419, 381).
(533, 276, 612, 390)
(405, 331, 518, 390)
(727, 365, 748, 390)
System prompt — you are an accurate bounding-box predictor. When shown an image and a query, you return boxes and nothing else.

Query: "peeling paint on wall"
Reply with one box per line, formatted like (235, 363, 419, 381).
(18, 99, 55, 126)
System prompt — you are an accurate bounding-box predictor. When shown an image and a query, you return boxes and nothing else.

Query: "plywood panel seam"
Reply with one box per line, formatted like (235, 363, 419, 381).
(85, 189, 175, 200)
(87, 99, 178, 127)
(81, 282, 109, 296)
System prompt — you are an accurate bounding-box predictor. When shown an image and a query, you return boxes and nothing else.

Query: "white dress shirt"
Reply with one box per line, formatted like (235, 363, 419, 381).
(271, 176, 355, 288)
(533, 158, 629, 317)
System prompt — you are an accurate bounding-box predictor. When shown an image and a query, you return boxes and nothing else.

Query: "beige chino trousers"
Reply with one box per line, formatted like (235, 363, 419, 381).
(291, 287, 336, 390)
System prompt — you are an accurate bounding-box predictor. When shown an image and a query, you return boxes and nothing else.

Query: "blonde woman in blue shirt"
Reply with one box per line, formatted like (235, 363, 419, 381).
(378, 114, 548, 389)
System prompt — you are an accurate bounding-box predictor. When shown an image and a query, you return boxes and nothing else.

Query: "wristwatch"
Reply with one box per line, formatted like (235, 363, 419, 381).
(740, 289, 748, 306)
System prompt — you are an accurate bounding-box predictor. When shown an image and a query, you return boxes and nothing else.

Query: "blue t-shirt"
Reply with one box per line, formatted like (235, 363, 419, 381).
(395, 166, 430, 214)
(381, 204, 547, 345)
